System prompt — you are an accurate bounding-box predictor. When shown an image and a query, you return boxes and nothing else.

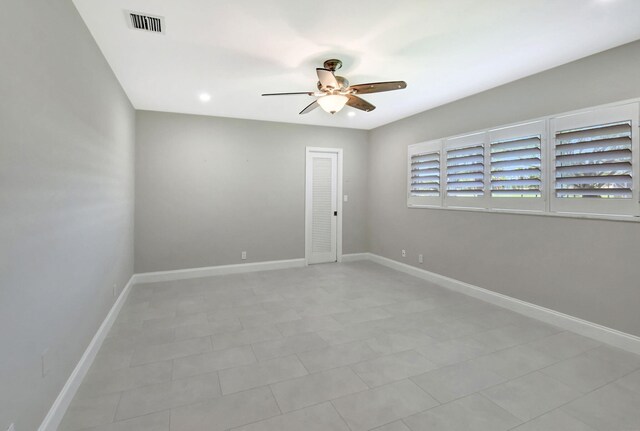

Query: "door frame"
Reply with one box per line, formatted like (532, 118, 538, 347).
(305, 147, 343, 265)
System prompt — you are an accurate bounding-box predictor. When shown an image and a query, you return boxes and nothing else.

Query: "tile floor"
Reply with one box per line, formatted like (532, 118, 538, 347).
(59, 261, 640, 431)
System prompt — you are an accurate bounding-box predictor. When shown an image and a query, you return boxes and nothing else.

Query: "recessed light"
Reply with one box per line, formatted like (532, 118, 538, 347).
(199, 93, 211, 102)
(347, 111, 356, 117)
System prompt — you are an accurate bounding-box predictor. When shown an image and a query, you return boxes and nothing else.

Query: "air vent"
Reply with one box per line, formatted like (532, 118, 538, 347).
(126, 11, 165, 33)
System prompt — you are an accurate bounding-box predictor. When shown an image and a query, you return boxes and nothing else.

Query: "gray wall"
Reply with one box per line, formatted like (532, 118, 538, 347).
(0, 1, 135, 430)
(2, 4, 639, 427)
(135, 111, 369, 273)
(368, 40, 640, 337)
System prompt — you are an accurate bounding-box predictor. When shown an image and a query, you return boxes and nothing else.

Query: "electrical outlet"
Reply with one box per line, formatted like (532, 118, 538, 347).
(401, 249, 406, 257)
(418, 254, 423, 264)
(241, 251, 247, 260)
(8, 423, 15, 431)
(343, 195, 348, 202)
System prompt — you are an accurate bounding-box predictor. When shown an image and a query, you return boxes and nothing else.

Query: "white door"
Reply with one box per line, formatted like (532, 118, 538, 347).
(306, 151, 338, 264)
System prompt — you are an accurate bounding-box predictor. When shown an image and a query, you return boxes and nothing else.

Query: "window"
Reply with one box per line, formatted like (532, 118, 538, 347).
(407, 140, 442, 207)
(555, 122, 631, 198)
(444, 133, 488, 208)
(550, 103, 639, 216)
(447, 146, 485, 197)
(489, 121, 546, 212)
(406, 100, 640, 220)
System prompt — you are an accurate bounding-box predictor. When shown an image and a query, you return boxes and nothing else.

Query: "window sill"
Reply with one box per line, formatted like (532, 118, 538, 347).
(407, 204, 640, 223)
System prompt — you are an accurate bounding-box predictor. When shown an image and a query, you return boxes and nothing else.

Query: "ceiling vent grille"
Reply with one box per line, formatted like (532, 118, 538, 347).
(127, 11, 165, 33)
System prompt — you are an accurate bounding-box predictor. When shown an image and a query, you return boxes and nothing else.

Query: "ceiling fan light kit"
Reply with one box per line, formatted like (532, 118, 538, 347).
(317, 94, 348, 114)
(262, 59, 407, 116)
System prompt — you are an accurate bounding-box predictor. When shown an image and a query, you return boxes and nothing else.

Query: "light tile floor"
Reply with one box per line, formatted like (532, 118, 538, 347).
(59, 261, 640, 431)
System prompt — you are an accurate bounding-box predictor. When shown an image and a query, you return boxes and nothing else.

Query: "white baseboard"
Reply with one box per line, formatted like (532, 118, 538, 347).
(361, 253, 640, 355)
(38, 275, 136, 431)
(133, 258, 307, 284)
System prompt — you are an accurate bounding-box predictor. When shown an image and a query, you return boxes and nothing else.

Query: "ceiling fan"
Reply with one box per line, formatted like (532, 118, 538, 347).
(262, 59, 407, 115)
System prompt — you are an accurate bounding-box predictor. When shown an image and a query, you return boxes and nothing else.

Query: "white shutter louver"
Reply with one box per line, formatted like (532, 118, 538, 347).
(407, 140, 442, 207)
(446, 145, 484, 197)
(555, 121, 632, 199)
(410, 151, 440, 197)
(491, 136, 542, 197)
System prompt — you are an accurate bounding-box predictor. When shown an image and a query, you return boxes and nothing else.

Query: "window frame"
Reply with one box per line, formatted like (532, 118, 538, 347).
(549, 103, 639, 217)
(405, 99, 640, 221)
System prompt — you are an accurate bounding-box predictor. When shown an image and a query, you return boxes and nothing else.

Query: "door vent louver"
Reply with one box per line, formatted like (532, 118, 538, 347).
(127, 12, 164, 33)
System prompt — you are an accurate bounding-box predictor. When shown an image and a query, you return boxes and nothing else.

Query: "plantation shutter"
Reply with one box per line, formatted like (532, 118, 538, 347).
(410, 152, 440, 197)
(555, 122, 632, 198)
(443, 133, 488, 208)
(446, 145, 485, 197)
(550, 103, 639, 216)
(407, 140, 442, 207)
(491, 136, 542, 197)
(488, 121, 546, 212)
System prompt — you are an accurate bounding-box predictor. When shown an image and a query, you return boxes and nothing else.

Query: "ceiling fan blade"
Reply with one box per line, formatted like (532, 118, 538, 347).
(349, 81, 407, 95)
(299, 100, 319, 115)
(347, 95, 376, 112)
(262, 91, 313, 96)
(316, 68, 340, 90)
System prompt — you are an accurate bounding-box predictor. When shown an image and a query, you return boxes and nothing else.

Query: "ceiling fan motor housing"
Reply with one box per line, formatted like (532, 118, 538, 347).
(317, 76, 349, 92)
(323, 59, 343, 71)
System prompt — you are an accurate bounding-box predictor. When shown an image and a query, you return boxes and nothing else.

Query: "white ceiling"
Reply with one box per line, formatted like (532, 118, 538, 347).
(73, 0, 640, 130)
